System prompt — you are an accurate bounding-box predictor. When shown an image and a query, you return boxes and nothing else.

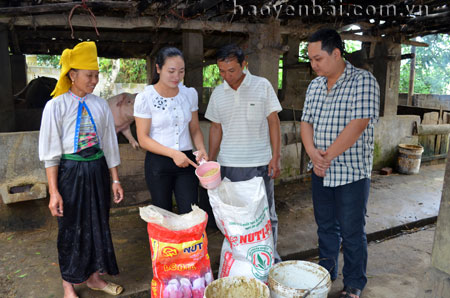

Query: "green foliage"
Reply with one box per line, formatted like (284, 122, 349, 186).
(399, 34, 450, 95)
(298, 40, 361, 62)
(299, 42, 308, 62)
(98, 58, 114, 74)
(278, 56, 283, 90)
(203, 64, 222, 87)
(203, 59, 284, 90)
(36, 55, 60, 68)
(345, 40, 362, 53)
(115, 59, 147, 83)
(35, 55, 147, 83)
(98, 58, 147, 83)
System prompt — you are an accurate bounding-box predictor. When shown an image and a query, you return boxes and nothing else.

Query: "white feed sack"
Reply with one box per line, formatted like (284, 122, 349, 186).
(208, 177, 274, 282)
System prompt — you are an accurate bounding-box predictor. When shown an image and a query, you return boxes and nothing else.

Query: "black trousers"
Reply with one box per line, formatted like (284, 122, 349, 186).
(144, 150, 199, 214)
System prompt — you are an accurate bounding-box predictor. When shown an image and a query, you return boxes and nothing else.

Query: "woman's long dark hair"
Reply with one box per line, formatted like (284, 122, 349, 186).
(151, 47, 184, 85)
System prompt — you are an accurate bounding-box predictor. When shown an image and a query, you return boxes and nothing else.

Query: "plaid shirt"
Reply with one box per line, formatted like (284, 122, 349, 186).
(302, 61, 380, 187)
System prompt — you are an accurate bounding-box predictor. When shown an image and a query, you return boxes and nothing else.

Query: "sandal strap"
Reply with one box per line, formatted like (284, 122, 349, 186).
(343, 285, 361, 297)
(90, 282, 124, 296)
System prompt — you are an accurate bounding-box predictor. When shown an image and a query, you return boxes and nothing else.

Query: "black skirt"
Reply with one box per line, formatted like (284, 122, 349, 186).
(57, 147, 119, 283)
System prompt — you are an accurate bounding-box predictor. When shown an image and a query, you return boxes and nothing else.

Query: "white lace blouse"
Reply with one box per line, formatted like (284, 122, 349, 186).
(134, 84, 198, 151)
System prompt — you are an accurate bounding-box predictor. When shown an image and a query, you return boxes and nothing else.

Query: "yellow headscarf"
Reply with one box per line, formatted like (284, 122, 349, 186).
(51, 41, 99, 98)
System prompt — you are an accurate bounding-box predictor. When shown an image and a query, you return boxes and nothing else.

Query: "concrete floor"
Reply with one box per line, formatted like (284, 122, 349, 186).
(0, 163, 445, 298)
(328, 226, 436, 298)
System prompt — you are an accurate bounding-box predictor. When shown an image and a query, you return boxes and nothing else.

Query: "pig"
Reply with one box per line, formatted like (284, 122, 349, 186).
(107, 92, 139, 149)
(14, 76, 57, 108)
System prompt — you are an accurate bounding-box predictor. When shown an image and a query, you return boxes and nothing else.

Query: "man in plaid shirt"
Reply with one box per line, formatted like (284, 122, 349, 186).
(301, 29, 380, 298)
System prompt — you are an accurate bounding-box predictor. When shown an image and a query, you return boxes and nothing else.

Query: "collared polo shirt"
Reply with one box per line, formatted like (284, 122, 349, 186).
(205, 70, 282, 167)
(134, 84, 198, 151)
(301, 61, 380, 187)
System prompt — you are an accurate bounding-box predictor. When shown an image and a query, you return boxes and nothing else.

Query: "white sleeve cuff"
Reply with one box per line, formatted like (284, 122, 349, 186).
(44, 159, 60, 168)
(133, 113, 152, 119)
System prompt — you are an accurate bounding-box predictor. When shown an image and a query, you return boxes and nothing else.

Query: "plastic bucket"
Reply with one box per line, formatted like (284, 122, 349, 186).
(204, 276, 270, 298)
(195, 161, 221, 189)
(397, 144, 424, 175)
(268, 261, 331, 298)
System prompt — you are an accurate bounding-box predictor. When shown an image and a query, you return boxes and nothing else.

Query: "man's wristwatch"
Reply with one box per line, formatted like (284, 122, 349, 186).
(112, 180, 121, 184)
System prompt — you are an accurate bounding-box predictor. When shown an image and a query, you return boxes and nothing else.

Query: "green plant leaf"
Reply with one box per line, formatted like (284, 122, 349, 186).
(399, 34, 450, 95)
(257, 254, 264, 267)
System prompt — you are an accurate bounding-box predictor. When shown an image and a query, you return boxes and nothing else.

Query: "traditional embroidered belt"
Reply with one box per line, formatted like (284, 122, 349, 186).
(61, 145, 104, 161)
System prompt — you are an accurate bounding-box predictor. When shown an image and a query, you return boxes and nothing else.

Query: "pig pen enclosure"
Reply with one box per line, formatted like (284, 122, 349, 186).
(1, 1, 450, 232)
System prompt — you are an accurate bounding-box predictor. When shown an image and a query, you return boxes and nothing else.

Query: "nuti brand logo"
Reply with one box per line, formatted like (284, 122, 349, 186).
(229, 236, 239, 247)
(183, 242, 203, 253)
(229, 219, 272, 247)
(183, 233, 205, 253)
(162, 246, 178, 258)
(247, 245, 273, 280)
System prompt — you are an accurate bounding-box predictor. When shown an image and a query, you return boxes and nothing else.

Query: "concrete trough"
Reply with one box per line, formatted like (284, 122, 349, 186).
(0, 131, 47, 205)
(0, 182, 47, 204)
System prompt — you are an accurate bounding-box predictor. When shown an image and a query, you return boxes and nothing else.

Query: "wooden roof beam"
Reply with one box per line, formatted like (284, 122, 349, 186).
(0, 1, 135, 16)
(0, 14, 349, 36)
(0, 14, 256, 33)
(182, 0, 223, 18)
(12, 28, 179, 43)
(340, 33, 429, 47)
(16, 39, 155, 58)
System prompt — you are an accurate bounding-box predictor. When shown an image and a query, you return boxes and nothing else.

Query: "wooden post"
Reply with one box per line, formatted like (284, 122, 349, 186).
(372, 40, 402, 117)
(246, 23, 282, 93)
(407, 46, 416, 106)
(436, 107, 443, 154)
(182, 30, 204, 113)
(419, 112, 439, 157)
(0, 25, 15, 132)
(10, 54, 27, 94)
(417, 148, 450, 296)
(431, 147, 450, 275)
(281, 35, 305, 109)
(146, 55, 155, 85)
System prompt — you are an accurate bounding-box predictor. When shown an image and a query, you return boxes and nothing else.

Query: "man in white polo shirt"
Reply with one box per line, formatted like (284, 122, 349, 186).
(205, 44, 283, 263)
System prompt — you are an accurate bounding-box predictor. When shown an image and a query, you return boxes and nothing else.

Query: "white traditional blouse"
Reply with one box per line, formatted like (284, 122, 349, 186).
(39, 92, 120, 169)
(133, 84, 198, 151)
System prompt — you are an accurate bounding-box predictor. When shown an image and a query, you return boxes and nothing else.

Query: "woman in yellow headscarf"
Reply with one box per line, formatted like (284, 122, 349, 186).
(39, 41, 124, 297)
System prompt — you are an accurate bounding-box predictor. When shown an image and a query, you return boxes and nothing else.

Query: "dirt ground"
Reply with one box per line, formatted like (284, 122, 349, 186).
(0, 164, 444, 298)
(0, 220, 59, 298)
(0, 212, 151, 298)
(0, 221, 436, 298)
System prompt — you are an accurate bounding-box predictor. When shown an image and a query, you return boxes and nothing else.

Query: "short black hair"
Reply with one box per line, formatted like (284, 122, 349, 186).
(216, 44, 245, 65)
(152, 47, 184, 84)
(308, 28, 345, 56)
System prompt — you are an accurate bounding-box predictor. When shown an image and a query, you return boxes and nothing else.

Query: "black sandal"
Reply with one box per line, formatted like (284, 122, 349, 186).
(339, 285, 361, 298)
